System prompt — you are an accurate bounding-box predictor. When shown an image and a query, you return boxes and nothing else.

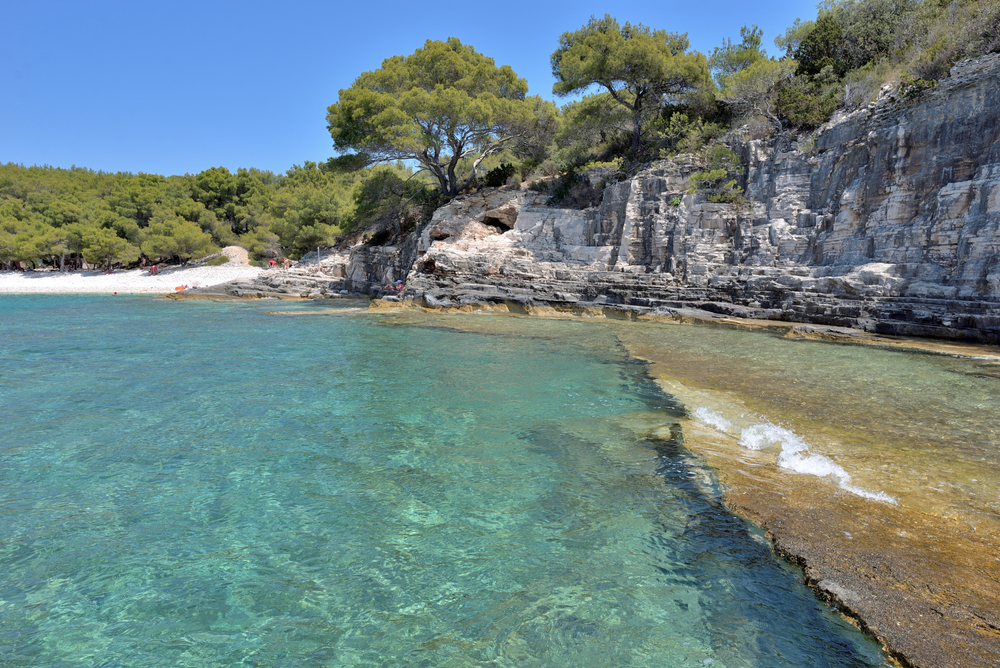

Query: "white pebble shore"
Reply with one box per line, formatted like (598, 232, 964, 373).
(0, 265, 265, 294)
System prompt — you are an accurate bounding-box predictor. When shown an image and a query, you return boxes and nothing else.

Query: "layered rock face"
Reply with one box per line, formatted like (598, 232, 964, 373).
(401, 54, 1000, 342)
(200, 237, 418, 299)
(206, 54, 1000, 341)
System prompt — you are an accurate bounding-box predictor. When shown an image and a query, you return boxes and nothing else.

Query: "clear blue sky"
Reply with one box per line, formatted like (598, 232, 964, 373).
(2, 0, 818, 177)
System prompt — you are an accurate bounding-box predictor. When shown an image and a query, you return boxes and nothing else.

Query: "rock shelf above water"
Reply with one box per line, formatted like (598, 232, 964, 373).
(208, 54, 1000, 347)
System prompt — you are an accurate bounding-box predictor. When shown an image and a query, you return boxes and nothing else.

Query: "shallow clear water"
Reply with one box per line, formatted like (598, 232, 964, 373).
(0, 296, 887, 667)
(617, 322, 1000, 533)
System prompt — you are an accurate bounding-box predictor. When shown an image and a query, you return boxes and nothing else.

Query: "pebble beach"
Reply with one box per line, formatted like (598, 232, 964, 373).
(0, 246, 266, 295)
(0, 265, 265, 295)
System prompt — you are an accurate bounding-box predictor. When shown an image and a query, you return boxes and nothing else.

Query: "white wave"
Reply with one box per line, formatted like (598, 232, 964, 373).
(756, 422, 896, 504)
(738, 423, 803, 452)
(777, 445, 897, 503)
(840, 483, 897, 503)
(693, 406, 735, 433)
(697, 408, 896, 504)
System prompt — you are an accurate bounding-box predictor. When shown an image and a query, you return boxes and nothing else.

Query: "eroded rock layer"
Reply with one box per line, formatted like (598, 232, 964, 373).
(207, 55, 1000, 343)
(391, 55, 1000, 342)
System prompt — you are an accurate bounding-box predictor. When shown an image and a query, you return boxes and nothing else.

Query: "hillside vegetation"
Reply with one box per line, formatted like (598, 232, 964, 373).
(0, 161, 423, 270)
(5, 0, 998, 270)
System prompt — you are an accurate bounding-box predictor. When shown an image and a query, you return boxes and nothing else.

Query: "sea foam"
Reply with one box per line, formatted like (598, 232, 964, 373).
(693, 406, 735, 433)
(695, 408, 896, 504)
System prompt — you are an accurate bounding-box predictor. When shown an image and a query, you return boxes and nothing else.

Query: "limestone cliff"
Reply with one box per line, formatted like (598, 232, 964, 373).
(392, 53, 1000, 342)
(217, 54, 1000, 342)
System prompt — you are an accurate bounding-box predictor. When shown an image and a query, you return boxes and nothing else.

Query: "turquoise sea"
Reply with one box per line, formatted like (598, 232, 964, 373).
(0, 296, 888, 667)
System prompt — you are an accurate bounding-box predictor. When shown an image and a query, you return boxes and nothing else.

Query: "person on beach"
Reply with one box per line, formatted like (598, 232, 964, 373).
(283, 257, 290, 270)
(269, 259, 277, 269)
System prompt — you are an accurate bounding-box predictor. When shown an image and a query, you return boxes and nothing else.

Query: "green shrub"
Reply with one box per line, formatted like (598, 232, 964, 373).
(545, 170, 603, 209)
(538, 159, 562, 177)
(206, 256, 229, 266)
(776, 74, 842, 129)
(797, 135, 818, 156)
(579, 157, 624, 172)
(842, 59, 897, 111)
(796, 13, 848, 76)
(518, 157, 541, 176)
(483, 163, 518, 188)
(911, 34, 959, 80)
(898, 73, 937, 98)
(658, 112, 726, 156)
(795, 0, 904, 77)
(687, 144, 748, 207)
(888, 0, 1000, 82)
(836, 0, 906, 71)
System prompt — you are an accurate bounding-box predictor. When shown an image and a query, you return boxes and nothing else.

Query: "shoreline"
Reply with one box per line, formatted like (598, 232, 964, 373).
(11, 288, 1000, 665)
(365, 296, 1000, 362)
(171, 286, 1000, 361)
(355, 299, 1000, 666)
(0, 265, 266, 295)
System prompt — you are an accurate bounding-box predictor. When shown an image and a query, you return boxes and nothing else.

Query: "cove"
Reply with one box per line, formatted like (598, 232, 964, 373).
(1, 295, 890, 667)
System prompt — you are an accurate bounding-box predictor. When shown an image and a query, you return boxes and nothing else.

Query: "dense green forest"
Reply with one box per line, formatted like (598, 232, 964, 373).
(0, 161, 421, 270)
(5, 0, 998, 270)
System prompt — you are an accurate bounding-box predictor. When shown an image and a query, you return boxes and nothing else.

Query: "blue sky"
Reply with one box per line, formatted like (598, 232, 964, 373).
(2, 0, 819, 177)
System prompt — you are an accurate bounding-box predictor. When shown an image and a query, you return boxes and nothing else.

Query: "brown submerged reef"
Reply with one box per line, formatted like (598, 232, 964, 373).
(182, 53, 1000, 668)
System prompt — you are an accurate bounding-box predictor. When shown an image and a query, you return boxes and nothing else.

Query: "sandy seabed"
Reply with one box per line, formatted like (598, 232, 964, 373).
(0, 265, 264, 295)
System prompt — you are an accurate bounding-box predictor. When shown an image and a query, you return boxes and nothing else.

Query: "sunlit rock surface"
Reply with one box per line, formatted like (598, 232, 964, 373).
(396, 54, 1000, 342)
(209, 54, 1000, 343)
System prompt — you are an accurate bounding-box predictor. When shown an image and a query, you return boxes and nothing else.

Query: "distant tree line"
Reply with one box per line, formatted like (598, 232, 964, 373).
(0, 161, 421, 270)
(7, 0, 999, 270)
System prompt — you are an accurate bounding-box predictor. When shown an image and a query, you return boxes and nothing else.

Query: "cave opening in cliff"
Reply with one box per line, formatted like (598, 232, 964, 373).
(481, 215, 513, 232)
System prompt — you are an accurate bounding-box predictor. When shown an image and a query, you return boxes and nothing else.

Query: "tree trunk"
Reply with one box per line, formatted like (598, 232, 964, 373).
(429, 165, 452, 198)
(446, 155, 460, 197)
(766, 111, 789, 152)
(632, 111, 642, 153)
